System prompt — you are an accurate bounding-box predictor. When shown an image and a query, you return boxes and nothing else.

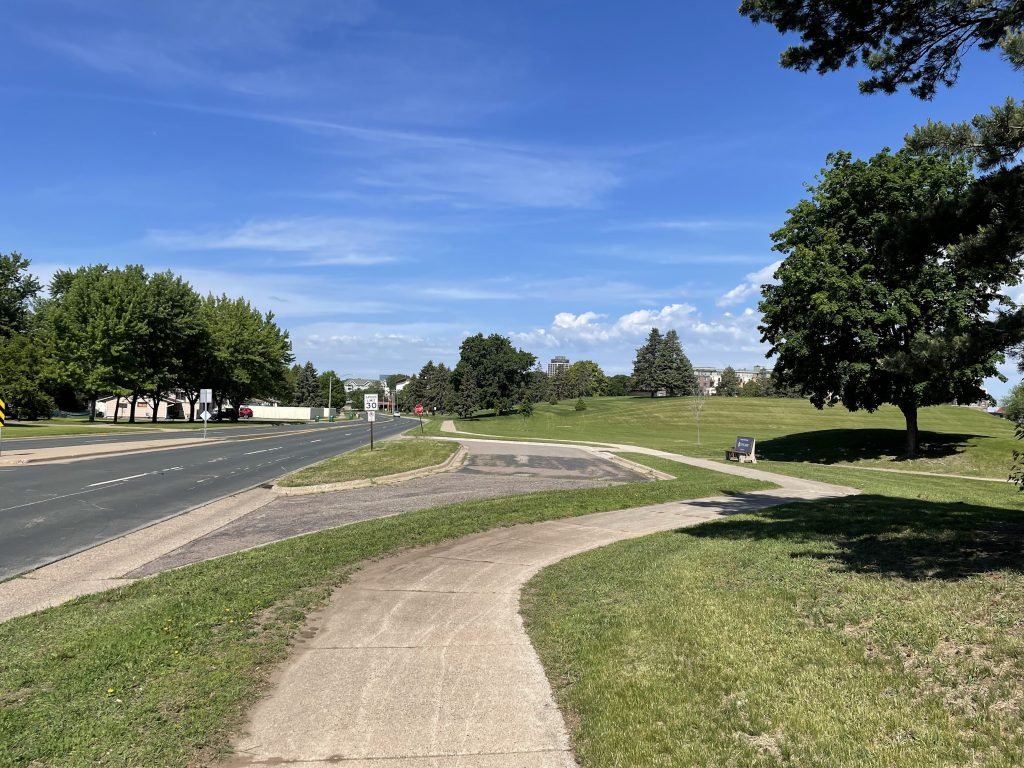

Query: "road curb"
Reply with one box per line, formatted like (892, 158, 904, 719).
(272, 443, 469, 496)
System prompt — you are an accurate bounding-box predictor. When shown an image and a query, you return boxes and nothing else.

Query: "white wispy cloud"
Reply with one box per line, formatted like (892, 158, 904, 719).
(146, 216, 402, 265)
(716, 260, 782, 307)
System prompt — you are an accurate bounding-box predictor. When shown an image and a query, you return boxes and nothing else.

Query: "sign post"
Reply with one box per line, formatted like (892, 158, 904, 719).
(199, 389, 213, 440)
(415, 403, 424, 434)
(0, 397, 6, 457)
(365, 394, 378, 450)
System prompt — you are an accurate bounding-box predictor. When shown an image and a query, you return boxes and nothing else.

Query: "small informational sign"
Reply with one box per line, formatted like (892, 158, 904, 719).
(367, 410, 376, 423)
(200, 410, 211, 422)
(414, 404, 424, 415)
(200, 388, 212, 405)
(364, 394, 379, 411)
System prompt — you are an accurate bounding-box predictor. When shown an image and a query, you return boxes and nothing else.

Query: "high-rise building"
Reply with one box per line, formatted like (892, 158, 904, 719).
(548, 355, 570, 375)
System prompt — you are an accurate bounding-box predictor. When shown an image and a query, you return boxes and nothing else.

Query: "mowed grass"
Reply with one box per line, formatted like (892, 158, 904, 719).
(1, 419, 256, 438)
(277, 438, 458, 487)
(449, 397, 1017, 478)
(0, 461, 768, 767)
(522, 469, 1024, 768)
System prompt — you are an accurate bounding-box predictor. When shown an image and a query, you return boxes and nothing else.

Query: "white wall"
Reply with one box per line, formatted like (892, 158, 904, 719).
(248, 406, 337, 420)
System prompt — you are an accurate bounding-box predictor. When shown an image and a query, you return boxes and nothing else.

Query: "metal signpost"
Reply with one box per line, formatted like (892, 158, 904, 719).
(199, 388, 213, 440)
(365, 394, 378, 450)
(0, 397, 6, 457)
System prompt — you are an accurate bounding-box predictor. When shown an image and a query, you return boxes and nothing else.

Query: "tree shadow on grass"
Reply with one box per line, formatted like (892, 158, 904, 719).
(757, 429, 984, 464)
(680, 495, 1024, 581)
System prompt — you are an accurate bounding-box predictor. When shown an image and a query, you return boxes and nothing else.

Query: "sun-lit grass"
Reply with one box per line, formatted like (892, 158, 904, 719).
(0, 461, 768, 767)
(523, 471, 1024, 768)
(277, 438, 458, 487)
(448, 397, 1016, 478)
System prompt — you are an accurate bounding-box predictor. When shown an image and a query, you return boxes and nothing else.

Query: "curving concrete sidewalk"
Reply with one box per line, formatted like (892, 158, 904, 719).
(228, 452, 857, 767)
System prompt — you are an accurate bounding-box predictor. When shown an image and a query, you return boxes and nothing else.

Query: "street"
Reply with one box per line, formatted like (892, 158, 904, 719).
(0, 417, 411, 581)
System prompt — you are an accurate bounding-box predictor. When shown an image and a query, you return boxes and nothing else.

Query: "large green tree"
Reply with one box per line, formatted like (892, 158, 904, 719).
(740, 1, 1024, 311)
(47, 265, 149, 421)
(201, 295, 293, 417)
(141, 271, 205, 422)
(0, 252, 52, 419)
(0, 252, 41, 338)
(453, 334, 535, 415)
(760, 149, 1023, 455)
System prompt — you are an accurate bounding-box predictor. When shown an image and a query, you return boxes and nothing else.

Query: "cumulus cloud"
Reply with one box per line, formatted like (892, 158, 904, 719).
(717, 260, 782, 307)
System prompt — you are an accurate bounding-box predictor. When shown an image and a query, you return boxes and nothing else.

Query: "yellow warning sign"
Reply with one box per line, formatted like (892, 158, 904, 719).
(0, 397, 5, 427)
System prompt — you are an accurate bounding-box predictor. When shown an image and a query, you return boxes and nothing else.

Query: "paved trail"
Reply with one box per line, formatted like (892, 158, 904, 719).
(229, 447, 857, 768)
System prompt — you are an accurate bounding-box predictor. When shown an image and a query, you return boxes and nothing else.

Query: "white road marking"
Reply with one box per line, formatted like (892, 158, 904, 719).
(85, 466, 183, 488)
(243, 447, 282, 455)
(309, 439, 323, 443)
(86, 472, 149, 488)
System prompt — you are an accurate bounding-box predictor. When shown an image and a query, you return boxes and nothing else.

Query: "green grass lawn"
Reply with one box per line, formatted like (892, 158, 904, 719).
(277, 438, 458, 487)
(522, 470, 1024, 768)
(0, 460, 768, 767)
(447, 397, 1017, 478)
(0, 419, 260, 439)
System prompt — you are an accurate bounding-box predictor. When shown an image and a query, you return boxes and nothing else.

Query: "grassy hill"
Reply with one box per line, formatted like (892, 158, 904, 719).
(449, 397, 1017, 479)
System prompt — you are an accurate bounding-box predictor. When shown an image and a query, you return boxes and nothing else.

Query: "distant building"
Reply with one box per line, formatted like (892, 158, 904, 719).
(694, 367, 765, 395)
(548, 355, 570, 375)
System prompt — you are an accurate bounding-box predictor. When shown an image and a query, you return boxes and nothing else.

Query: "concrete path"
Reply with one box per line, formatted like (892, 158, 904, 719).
(229, 459, 855, 767)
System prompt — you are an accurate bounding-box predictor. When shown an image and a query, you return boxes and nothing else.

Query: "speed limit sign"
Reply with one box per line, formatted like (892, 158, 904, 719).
(364, 394, 378, 411)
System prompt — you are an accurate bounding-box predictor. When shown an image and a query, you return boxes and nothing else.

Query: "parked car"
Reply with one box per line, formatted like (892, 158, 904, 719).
(215, 407, 238, 421)
(238, 406, 254, 418)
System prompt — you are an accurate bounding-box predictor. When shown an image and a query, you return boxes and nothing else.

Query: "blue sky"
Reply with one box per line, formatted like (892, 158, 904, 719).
(2, 1, 1020, 396)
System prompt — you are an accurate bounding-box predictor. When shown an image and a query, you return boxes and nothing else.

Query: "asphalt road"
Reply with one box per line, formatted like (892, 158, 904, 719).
(0, 416, 412, 581)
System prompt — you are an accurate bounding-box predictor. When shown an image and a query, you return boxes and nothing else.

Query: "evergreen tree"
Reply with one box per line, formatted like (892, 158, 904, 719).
(631, 328, 662, 396)
(294, 361, 324, 407)
(717, 366, 742, 396)
(657, 330, 697, 396)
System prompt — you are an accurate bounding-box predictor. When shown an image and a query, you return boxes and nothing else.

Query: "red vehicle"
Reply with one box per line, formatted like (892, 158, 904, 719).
(238, 406, 254, 418)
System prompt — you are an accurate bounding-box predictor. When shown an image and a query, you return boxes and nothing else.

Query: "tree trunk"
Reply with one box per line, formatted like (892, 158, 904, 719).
(151, 391, 161, 423)
(113, 395, 121, 423)
(188, 395, 198, 422)
(899, 403, 919, 457)
(129, 393, 139, 423)
(88, 396, 96, 423)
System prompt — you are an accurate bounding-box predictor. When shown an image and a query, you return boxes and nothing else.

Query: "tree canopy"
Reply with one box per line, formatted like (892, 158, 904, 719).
(717, 367, 742, 397)
(739, 0, 1024, 99)
(453, 333, 535, 415)
(759, 148, 1023, 454)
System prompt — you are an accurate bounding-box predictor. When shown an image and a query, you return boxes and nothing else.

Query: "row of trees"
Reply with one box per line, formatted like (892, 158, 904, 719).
(396, 335, 639, 418)
(0, 253, 294, 421)
(741, 1, 1024, 456)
